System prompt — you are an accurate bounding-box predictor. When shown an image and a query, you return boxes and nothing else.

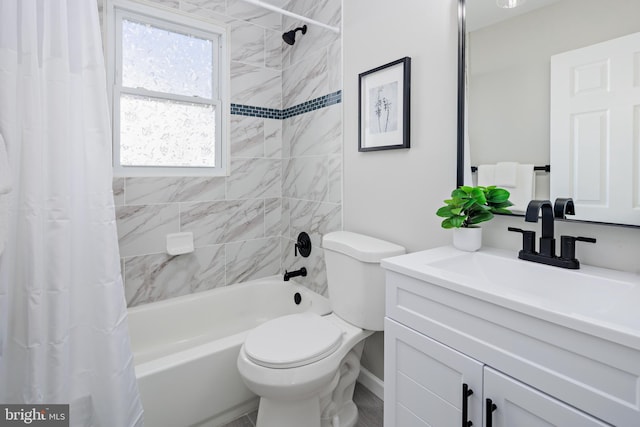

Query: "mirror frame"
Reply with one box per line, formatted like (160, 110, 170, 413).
(455, 0, 639, 228)
(456, 0, 466, 188)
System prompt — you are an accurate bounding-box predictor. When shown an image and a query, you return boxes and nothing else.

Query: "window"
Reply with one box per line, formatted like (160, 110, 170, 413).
(106, 0, 228, 176)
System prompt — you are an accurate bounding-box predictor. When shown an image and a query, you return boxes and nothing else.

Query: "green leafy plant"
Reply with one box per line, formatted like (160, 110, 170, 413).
(436, 186, 513, 229)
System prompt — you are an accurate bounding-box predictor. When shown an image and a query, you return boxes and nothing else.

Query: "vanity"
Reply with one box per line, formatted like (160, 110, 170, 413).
(381, 246, 640, 426)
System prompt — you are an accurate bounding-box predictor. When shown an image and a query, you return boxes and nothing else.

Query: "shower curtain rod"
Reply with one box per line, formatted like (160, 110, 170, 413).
(238, 0, 341, 33)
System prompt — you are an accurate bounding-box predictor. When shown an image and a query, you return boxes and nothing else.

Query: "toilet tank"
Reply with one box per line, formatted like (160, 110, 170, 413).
(322, 231, 405, 331)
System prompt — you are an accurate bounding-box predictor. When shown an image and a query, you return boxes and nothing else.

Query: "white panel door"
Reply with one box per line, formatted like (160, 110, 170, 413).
(483, 367, 610, 427)
(550, 31, 640, 225)
(384, 318, 483, 427)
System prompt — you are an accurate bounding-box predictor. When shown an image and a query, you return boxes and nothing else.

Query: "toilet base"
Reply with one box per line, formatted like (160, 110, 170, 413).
(255, 396, 359, 427)
(324, 401, 358, 427)
(254, 343, 365, 427)
(256, 395, 323, 427)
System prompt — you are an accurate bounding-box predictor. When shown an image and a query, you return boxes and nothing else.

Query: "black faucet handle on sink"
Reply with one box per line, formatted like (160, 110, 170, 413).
(508, 227, 536, 254)
(560, 236, 596, 262)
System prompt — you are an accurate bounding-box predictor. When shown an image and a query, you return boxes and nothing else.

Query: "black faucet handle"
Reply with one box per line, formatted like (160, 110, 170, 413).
(294, 232, 312, 257)
(576, 236, 596, 243)
(508, 227, 536, 254)
(560, 235, 596, 260)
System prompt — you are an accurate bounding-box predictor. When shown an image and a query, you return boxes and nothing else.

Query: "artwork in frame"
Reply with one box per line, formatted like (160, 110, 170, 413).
(358, 56, 411, 152)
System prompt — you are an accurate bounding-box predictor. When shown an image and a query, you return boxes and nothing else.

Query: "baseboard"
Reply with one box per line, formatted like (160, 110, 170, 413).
(357, 366, 384, 401)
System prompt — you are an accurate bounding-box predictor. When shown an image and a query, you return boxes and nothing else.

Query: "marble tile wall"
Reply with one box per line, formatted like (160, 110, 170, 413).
(114, 134, 284, 307)
(280, 0, 343, 295)
(105, 0, 342, 305)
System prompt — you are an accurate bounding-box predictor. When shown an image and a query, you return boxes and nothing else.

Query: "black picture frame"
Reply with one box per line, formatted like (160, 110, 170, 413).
(358, 57, 411, 152)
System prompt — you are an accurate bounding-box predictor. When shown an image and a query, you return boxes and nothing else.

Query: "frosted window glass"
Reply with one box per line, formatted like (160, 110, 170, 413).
(122, 19, 213, 98)
(120, 94, 216, 167)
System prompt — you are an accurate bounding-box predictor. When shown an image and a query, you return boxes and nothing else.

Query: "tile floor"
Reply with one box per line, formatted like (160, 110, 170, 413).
(222, 382, 383, 427)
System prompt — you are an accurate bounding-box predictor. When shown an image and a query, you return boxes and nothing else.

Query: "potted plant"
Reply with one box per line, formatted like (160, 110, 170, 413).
(436, 185, 513, 251)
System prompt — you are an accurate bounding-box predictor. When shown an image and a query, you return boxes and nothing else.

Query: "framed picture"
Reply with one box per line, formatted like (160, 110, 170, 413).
(358, 57, 411, 152)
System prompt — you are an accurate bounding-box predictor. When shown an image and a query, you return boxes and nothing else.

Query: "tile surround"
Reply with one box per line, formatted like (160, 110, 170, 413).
(226, 0, 282, 31)
(124, 177, 226, 205)
(230, 104, 282, 119)
(231, 20, 266, 66)
(116, 204, 180, 258)
(283, 49, 329, 108)
(230, 90, 342, 119)
(225, 237, 281, 285)
(282, 0, 341, 69)
(230, 115, 265, 157)
(227, 158, 282, 200)
(283, 156, 330, 201)
(265, 29, 283, 70)
(231, 62, 282, 109)
(180, 0, 225, 14)
(264, 119, 282, 158)
(284, 102, 342, 156)
(111, 0, 342, 305)
(180, 198, 265, 247)
(124, 244, 226, 306)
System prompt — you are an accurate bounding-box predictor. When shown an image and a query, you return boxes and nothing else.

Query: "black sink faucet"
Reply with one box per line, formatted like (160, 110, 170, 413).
(554, 198, 575, 219)
(525, 200, 555, 257)
(509, 199, 596, 269)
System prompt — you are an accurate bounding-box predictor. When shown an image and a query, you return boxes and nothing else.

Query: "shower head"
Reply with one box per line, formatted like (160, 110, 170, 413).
(282, 25, 307, 45)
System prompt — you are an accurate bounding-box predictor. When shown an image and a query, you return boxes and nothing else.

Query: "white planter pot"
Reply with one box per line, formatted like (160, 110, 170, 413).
(452, 227, 482, 252)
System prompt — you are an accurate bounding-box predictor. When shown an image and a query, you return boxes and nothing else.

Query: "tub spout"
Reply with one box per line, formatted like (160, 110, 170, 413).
(284, 267, 307, 281)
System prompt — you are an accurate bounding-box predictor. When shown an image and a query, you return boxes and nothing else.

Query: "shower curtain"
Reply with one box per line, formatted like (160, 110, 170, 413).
(0, 1, 144, 425)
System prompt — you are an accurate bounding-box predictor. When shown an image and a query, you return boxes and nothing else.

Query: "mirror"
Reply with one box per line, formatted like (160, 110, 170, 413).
(457, 0, 640, 226)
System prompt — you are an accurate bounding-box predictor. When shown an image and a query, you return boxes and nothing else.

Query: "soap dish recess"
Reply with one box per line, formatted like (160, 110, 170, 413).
(166, 232, 194, 255)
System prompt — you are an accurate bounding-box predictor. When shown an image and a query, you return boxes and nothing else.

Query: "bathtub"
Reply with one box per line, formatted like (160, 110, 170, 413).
(127, 276, 331, 427)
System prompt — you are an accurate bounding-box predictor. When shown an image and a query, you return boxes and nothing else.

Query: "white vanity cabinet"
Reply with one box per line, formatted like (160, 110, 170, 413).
(384, 319, 609, 427)
(382, 247, 640, 427)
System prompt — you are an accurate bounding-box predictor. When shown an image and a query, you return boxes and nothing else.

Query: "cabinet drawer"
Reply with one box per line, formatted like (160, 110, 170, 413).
(385, 270, 640, 426)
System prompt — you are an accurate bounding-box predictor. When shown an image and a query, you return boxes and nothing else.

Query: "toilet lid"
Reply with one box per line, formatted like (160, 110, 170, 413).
(244, 312, 343, 369)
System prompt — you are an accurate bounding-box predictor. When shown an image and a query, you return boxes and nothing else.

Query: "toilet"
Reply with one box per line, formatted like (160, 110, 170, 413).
(237, 231, 405, 427)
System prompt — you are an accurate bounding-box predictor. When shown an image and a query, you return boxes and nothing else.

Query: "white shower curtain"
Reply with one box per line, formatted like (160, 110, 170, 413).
(0, 1, 144, 426)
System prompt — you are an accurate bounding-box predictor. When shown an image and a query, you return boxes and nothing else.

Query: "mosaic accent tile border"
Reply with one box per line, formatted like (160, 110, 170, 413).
(231, 90, 342, 120)
(230, 103, 282, 119)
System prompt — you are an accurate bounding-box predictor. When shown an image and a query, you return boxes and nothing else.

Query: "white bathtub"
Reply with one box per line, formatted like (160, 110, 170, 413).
(127, 276, 331, 427)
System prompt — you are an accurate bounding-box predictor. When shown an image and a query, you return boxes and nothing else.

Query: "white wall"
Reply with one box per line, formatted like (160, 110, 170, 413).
(343, 0, 459, 380)
(343, 0, 459, 252)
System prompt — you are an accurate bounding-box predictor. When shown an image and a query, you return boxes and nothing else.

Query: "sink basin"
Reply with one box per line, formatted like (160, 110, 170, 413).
(428, 250, 636, 315)
(381, 246, 640, 343)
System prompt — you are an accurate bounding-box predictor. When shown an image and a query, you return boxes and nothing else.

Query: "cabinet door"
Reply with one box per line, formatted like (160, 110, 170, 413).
(483, 367, 610, 427)
(384, 318, 483, 427)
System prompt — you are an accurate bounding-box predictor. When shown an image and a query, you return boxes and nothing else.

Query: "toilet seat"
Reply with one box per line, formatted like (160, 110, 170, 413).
(244, 312, 343, 369)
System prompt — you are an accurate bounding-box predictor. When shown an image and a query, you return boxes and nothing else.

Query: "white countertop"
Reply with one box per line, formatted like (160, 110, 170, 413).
(382, 246, 640, 351)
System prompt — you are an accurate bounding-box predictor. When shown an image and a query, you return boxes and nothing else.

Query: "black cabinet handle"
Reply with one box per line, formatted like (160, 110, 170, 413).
(486, 398, 497, 427)
(462, 383, 474, 426)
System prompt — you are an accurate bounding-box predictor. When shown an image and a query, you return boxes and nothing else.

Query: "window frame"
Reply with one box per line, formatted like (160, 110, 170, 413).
(105, 0, 229, 177)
